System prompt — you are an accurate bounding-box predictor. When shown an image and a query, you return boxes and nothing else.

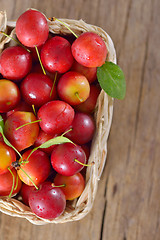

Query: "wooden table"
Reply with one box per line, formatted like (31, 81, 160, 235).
(0, 0, 159, 239)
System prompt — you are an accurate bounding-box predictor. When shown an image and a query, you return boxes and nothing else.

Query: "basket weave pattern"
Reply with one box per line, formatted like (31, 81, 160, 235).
(0, 11, 116, 225)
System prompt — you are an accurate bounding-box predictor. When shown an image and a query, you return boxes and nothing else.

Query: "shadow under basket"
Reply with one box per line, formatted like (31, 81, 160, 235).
(0, 10, 116, 225)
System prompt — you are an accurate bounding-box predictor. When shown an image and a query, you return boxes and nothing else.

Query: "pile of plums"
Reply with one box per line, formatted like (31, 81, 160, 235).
(0, 9, 108, 219)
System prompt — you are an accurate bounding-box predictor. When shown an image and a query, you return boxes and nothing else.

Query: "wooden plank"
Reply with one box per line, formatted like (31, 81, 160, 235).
(102, 0, 160, 239)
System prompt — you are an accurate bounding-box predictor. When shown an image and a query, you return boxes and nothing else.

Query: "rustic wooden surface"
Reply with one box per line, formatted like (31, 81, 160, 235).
(0, 0, 159, 239)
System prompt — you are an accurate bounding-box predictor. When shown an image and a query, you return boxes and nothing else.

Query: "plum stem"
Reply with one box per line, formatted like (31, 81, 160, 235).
(50, 71, 57, 97)
(61, 128, 73, 137)
(75, 92, 83, 102)
(49, 17, 78, 39)
(0, 31, 31, 52)
(32, 104, 36, 116)
(14, 174, 19, 191)
(8, 167, 15, 198)
(15, 119, 41, 131)
(19, 159, 29, 166)
(74, 159, 95, 167)
(35, 45, 46, 75)
(51, 183, 66, 188)
(20, 168, 39, 190)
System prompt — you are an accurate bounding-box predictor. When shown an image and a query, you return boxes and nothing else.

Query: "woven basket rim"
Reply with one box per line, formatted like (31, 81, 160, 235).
(0, 10, 116, 225)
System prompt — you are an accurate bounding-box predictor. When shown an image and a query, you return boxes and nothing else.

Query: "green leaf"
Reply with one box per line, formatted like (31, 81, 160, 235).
(26, 136, 75, 160)
(39, 136, 74, 148)
(0, 125, 22, 159)
(0, 115, 4, 130)
(97, 61, 126, 99)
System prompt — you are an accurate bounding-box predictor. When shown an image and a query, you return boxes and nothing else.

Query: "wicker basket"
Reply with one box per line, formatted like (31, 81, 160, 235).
(0, 10, 116, 225)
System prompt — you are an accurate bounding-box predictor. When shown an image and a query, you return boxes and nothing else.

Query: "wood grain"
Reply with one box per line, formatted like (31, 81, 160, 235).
(0, 0, 159, 239)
